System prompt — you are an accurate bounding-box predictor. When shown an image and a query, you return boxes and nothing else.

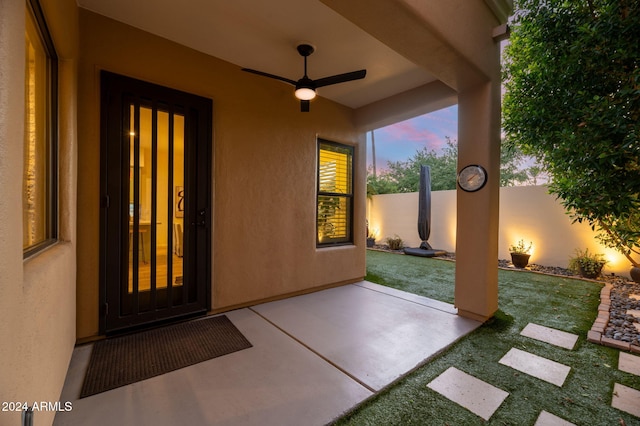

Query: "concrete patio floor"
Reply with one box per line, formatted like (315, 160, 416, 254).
(54, 281, 481, 426)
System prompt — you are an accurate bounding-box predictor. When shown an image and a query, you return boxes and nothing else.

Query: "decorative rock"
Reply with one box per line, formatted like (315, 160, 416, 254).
(603, 278, 640, 346)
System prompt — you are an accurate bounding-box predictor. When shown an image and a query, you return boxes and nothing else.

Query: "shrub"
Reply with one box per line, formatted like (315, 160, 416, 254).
(509, 239, 532, 255)
(385, 235, 404, 250)
(568, 248, 608, 278)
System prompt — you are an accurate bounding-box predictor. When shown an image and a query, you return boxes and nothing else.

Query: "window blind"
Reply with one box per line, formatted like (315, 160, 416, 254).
(317, 141, 353, 246)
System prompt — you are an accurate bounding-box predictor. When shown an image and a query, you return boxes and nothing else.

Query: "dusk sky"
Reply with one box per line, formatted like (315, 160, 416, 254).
(367, 103, 547, 185)
(367, 40, 508, 176)
(366, 105, 458, 173)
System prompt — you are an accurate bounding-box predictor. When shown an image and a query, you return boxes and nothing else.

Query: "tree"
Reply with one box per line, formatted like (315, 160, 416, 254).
(367, 168, 399, 196)
(500, 144, 529, 186)
(524, 165, 548, 186)
(503, 0, 640, 267)
(372, 138, 458, 193)
(366, 137, 530, 194)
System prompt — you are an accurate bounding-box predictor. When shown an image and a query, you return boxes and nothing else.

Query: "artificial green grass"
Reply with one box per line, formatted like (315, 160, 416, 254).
(364, 250, 456, 304)
(334, 250, 640, 425)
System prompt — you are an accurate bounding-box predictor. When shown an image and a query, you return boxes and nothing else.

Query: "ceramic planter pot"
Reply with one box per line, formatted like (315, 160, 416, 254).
(579, 265, 603, 279)
(630, 266, 640, 283)
(366, 238, 375, 248)
(510, 253, 530, 268)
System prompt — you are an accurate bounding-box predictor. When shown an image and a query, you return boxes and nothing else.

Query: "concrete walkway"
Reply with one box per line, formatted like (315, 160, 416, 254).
(54, 281, 480, 426)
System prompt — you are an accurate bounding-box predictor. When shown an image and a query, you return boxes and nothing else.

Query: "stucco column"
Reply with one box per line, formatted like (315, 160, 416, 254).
(455, 80, 501, 322)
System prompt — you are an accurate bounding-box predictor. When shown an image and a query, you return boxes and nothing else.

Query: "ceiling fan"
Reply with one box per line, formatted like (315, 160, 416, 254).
(242, 44, 366, 112)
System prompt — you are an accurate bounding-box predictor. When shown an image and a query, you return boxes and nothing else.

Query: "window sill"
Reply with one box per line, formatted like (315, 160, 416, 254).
(23, 239, 60, 262)
(316, 243, 355, 250)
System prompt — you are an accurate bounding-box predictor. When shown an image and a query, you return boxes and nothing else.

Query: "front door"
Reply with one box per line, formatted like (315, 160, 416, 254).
(100, 71, 212, 334)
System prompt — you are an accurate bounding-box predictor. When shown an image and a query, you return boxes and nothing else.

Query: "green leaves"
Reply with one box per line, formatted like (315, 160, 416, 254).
(368, 138, 458, 193)
(368, 137, 533, 194)
(504, 0, 640, 266)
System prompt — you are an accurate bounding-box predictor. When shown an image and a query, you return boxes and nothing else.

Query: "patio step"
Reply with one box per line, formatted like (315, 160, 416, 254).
(426, 362, 574, 424)
(517, 324, 579, 424)
(534, 411, 576, 426)
(520, 323, 579, 350)
(498, 323, 575, 388)
(619, 351, 640, 376)
(426, 366, 509, 421)
(612, 352, 640, 417)
(612, 384, 640, 418)
(428, 323, 576, 421)
(428, 324, 640, 422)
(498, 348, 571, 387)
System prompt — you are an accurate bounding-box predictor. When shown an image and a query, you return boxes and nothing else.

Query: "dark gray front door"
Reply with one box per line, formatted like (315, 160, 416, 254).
(100, 71, 211, 334)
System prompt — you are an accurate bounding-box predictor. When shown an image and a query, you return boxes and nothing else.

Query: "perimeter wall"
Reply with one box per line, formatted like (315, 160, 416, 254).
(367, 185, 631, 278)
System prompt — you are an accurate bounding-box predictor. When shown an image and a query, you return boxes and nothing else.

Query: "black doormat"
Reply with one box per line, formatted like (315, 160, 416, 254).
(80, 315, 252, 398)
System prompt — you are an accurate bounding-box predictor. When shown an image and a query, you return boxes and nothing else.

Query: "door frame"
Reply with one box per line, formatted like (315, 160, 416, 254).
(98, 71, 212, 335)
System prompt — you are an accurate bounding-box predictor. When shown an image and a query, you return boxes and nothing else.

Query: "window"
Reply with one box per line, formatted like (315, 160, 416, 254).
(317, 140, 353, 246)
(23, 0, 58, 256)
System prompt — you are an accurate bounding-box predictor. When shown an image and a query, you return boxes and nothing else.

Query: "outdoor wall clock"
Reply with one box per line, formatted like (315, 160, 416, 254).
(457, 164, 487, 192)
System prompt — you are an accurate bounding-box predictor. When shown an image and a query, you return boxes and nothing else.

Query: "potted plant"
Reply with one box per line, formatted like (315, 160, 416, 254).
(568, 248, 608, 279)
(366, 220, 376, 248)
(509, 239, 532, 268)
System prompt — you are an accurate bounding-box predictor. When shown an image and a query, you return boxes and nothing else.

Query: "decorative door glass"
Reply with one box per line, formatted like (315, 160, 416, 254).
(127, 104, 184, 311)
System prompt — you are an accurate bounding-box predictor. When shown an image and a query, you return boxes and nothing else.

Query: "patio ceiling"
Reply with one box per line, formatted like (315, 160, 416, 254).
(77, 0, 439, 113)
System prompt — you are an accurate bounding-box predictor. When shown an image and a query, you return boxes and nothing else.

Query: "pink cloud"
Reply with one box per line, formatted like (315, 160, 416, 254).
(377, 117, 453, 153)
(367, 106, 459, 173)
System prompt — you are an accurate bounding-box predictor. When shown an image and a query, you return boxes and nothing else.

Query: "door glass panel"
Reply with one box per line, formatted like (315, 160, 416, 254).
(127, 105, 184, 307)
(128, 106, 151, 294)
(139, 106, 152, 294)
(127, 104, 138, 297)
(155, 110, 169, 292)
(172, 114, 185, 300)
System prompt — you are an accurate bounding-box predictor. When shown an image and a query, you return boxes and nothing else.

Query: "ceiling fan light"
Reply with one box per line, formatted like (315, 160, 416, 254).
(295, 87, 316, 100)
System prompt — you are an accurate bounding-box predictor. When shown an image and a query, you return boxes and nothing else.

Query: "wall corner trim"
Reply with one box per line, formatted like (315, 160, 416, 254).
(484, 0, 513, 24)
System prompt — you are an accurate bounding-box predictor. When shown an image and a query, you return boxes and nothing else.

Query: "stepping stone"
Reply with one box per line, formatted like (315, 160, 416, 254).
(619, 352, 640, 376)
(534, 410, 576, 426)
(627, 309, 640, 318)
(427, 366, 509, 421)
(612, 383, 640, 417)
(629, 294, 640, 301)
(521, 323, 579, 350)
(499, 348, 571, 387)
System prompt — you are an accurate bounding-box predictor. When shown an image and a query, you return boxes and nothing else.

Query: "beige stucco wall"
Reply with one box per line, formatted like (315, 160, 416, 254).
(368, 185, 631, 277)
(0, 0, 78, 424)
(0, 0, 511, 421)
(76, 10, 366, 339)
(367, 191, 458, 253)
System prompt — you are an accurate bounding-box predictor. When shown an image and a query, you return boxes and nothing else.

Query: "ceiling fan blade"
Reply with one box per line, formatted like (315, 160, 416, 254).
(314, 69, 366, 88)
(241, 68, 297, 86)
(300, 100, 310, 112)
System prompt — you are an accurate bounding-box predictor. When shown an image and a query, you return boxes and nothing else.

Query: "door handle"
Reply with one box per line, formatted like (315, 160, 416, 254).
(191, 209, 207, 227)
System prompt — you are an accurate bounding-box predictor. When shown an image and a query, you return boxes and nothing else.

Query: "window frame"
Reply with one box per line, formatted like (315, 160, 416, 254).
(23, 0, 58, 258)
(316, 139, 354, 247)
